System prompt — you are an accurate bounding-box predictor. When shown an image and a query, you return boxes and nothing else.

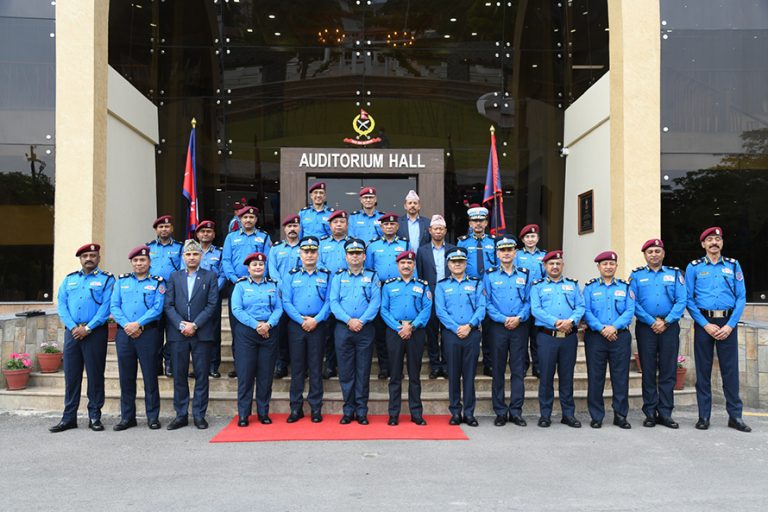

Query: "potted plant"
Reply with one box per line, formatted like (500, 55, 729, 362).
(37, 341, 63, 373)
(107, 317, 118, 342)
(674, 355, 687, 390)
(3, 352, 33, 390)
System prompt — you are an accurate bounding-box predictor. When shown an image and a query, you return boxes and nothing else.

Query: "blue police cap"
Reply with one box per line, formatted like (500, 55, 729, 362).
(496, 236, 517, 249)
(446, 247, 468, 261)
(344, 238, 366, 253)
(299, 236, 320, 250)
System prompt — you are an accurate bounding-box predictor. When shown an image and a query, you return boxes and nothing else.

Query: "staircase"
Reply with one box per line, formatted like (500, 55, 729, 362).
(0, 310, 697, 417)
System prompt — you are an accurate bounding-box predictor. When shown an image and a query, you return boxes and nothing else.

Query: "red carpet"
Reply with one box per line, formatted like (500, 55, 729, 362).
(210, 414, 468, 443)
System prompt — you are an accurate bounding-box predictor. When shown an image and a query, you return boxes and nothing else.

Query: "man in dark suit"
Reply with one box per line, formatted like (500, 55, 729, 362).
(415, 215, 455, 379)
(396, 190, 431, 253)
(163, 239, 220, 430)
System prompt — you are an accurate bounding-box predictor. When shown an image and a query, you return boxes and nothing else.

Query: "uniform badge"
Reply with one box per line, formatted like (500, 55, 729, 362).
(90, 281, 102, 287)
(722, 267, 733, 275)
(562, 285, 574, 291)
(144, 285, 156, 291)
(464, 285, 475, 292)
(615, 290, 626, 297)
(413, 285, 423, 293)
(158, 284, 166, 294)
(426, 290, 432, 300)
(679, 274, 685, 284)
(663, 275, 674, 282)
(362, 277, 371, 283)
(736, 272, 744, 281)
(629, 290, 635, 300)
(516, 278, 526, 285)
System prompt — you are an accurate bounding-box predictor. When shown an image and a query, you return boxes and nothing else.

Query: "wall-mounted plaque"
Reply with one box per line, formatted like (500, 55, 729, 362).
(578, 190, 594, 235)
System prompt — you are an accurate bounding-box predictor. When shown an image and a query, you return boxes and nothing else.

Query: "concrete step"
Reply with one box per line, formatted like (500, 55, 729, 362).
(27, 370, 643, 394)
(0, 386, 698, 417)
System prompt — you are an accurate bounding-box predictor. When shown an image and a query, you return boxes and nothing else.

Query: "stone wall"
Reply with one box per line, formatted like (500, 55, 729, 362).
(0, 310, 64, 388)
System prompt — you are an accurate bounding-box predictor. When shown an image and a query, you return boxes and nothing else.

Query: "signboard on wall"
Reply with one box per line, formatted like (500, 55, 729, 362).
(578, 189, 594, 235)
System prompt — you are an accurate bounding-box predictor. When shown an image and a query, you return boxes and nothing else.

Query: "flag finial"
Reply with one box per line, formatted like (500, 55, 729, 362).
(489, 125, 495, 133)
(191, 118, 197, 128)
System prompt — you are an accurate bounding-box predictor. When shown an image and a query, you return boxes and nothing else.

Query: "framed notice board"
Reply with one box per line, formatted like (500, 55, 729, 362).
(578, 190, 594, 235)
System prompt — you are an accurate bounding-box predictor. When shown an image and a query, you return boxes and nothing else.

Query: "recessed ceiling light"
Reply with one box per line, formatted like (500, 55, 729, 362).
(268, 14, 276, 19)
(274, 32, 281, 36)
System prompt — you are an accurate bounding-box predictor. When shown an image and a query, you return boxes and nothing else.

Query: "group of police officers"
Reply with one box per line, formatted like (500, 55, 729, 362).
(48, 184, 752, 433)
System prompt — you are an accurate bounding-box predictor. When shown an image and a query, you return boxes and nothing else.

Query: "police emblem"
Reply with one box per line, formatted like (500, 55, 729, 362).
(343, 109, 383, 146)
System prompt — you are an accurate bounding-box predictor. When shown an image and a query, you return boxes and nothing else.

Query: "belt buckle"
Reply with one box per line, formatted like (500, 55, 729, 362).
(555, 331, 567, 339)
(711, 310, 726, 319)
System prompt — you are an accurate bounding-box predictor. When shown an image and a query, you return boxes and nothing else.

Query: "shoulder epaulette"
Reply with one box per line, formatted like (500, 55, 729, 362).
(100, 270, 114, 277)
(236, 276, 248, 282)
(468, 276, 480, 282)
(118, 273, 131, 279)
(289, 268, 300, 274)
(665, 265, 680, 271)
(384, 277, 399, 284)
(67, 270, 79, 276)
(416, 278, 428, 286)
(632, 266, 645, 273)
(320, 235, 330, 241)
(458, 235, 469, 241)
(272, 240, 285, 247)
(519, 267, 529, 273)
(725, 257, 737, 263)
(370, 236, 381, 243)
(266, 277, 277, 284)
(437, 277, 450, 283)
(151, 275, 164, 282)
(486, 267, 498, 274)
(351, 210, 361, 215)
(690, 258, 701, 266)
(145, 240, 155, 246)
(335, 268, 346, 274)
(300, 206, 310, 211)
(565, 277, 579, 283)
(616, 278, 629, 285)
(585, 277, 598, 285)
(532, 278, 544, 285)
(328, 207, 336, 212)
(317, 267, 331, 274)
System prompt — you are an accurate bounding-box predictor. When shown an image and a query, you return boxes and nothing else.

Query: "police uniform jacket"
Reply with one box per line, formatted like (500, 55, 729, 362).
(222, 228, 272, 282)
(685, 256, 746, 329)
(57, 268, 115, 331)
(629, 265, 687, 325)
(583, 277, 635, 331)
(530, 276, 585, 330)
(281, 267, 332, 324)
(435, 275, 487, 334)
(231, 276, 283, 329)
(110, 273, 165, 326)
(482, 266, 531, 323)
(380, 276, 433, 331)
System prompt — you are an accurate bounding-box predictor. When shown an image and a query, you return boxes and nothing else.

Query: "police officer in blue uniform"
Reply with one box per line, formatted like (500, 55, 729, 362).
(50, 243, 114, 433)
(282, 236, 331, 423)
(515, 224, 546, 378)
(457, 205, 496, 377)
(267, 214, 302, 379)
(195, 220, 226, 378)
(222, 205, 272, 377)
(231, 252, 283, 427)
(110, 245, 165, 431)
(299, 182, 335, 239)
(629, 238, 687, 428)
(483, 236, 531, 427)
(319, 210, 351, 379)
(583, 251, 636, 429)
(686, 226, 750, 432)
(366, 212, 410, 380)
(530, 250, 585, 428)
(330, 238, 381, 425)
(435, 247, 487, 426)
(147, 215, 183, 377)
(348, 186, 383, 242)
(381, 250, 432, 426)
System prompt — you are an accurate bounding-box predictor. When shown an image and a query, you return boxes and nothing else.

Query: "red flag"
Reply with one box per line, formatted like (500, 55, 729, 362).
(182, 119, 198, 239)
(482, 126, 506, 235)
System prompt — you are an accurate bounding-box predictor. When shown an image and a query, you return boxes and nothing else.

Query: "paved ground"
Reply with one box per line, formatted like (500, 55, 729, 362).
(3, 406, 767, 511)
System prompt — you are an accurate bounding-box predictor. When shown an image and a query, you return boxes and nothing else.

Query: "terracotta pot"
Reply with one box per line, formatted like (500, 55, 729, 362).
(675, 367, 687, 390)
(634, 352, 642, 373)
(108, 322, 118, 342)
(37, 352, 63, 373)
(3, 368, 32, 390)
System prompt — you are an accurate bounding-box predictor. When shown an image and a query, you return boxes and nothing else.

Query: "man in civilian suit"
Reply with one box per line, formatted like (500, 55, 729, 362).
(396, 190, 431, 253)
(164, 239, 219, 430)
(415, 215, 455, 379)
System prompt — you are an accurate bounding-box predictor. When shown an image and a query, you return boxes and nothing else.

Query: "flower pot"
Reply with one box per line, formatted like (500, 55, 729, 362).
(675, 367, 687, 390)
(108, 322, 118, 342)
(3, 368, 32, 390)
(37, 352, 63, 373)
(633, 352, 642, 373)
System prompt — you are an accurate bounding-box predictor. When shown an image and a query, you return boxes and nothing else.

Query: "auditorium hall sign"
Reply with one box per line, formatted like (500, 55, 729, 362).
(281, 148, 444, 174)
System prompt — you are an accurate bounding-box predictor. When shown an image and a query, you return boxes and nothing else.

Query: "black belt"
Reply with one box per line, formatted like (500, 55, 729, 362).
(142, 321, 160, 330)
(700, 309, 732, 319)
(538, 327, 573, 339)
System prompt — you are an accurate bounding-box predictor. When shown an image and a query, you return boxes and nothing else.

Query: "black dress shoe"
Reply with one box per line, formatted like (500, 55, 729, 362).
(311, 411, 323, 423)
(657, 416, 679, 429)
(561, 416, 582, 428)
(643, 416, 656, 428)
(88, 419, 105, 432)
(258, 415, 272, 425)
(449, 415, 462, 426)
(238, 417, 249, 427)
(538, 416, 552, 428)
(287, 410, 305, 423)
(273, 367, 288, 379)
(164, 366, 173, 378)
(728, 417, 752, 433)
(188, 371, 196, 378)
(494, 415, 508, 426)
(322, 368, 337, 379)
(194, 418, 209, 430)
(429, 370, 439, 379)
(695, 417, 710, 430)
(388, 416, 398, 426)
(113, 418, 137, 431)
(508, 414, 527, 427)
(613, 415, 632, 429)
(340, 415, 353, 425)
(357, 415, 369, 425)
(209, 370, 221, 379)
(49, 421, 77, 433)
(590, 420, 602, 429)
(377, 372, 389, 380)
(464, 416, 479, 427)
(483, 366, 493, 377)
(228, 370, 237, 378)
(167, 417, 188, 430)
(411, 416, 427, 426)
(148, 419, 161, 430)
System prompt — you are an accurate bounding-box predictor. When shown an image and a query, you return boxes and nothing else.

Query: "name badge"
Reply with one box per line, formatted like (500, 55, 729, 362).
(144, 285, 156, 291)
(316, 278, 326, 285)
(341, 279, 350, 283)
(233, 238, 242, 243)
(464, 285, 475, 292)
(68, 280, 78, 286)
(121, 285, 129, 289)
(592, 291, 603, 297)
(516, 278, 526, 285)
(90, 281, 103, 287)
(392, 288, 401, 293)
(562, 285, 574, 291)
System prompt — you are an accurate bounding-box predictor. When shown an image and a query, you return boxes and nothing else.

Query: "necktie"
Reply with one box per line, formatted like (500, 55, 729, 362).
(476, 237, 484, 274)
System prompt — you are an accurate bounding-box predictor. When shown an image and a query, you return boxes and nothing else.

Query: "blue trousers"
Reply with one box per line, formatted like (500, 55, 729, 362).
(335, 322, 375, 417)
(62, 325, 108, 423)
(287, 319, 326, 412)
(537, 331, 577, 418)
(425, 304, 447, 373)
(488, 321, 529, 416)
(234, 323, 278, 418)
(584, 329, 631, 421)
(115, 326, 161, 422)
(170, 337, 213, 421)
(635, 321, 680, 418)
(385, 326, 426, 417)
(275, 314, 290, 372)
(693, 317, 743, 419)
(523, 317, 540, 374)
(443, 328, 481, 417)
